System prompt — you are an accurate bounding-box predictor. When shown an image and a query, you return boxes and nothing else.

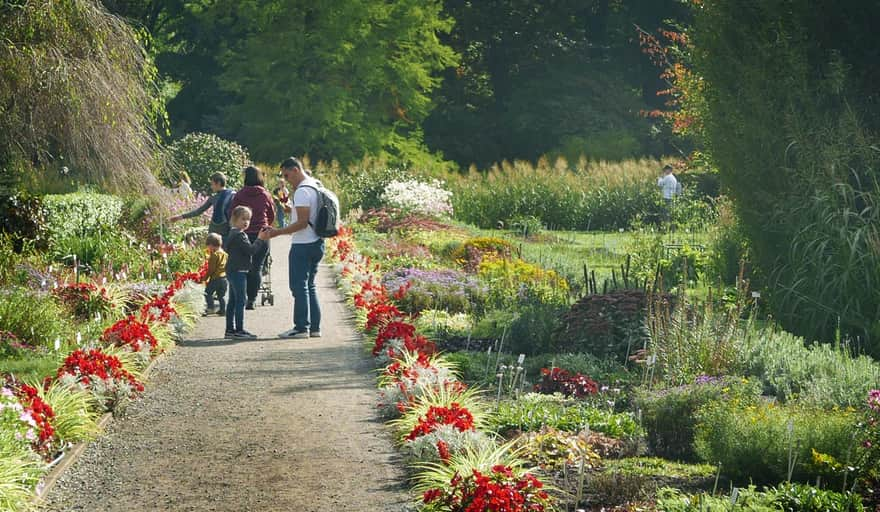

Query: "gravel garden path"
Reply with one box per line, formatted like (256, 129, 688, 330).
(42, 235, 410, 511)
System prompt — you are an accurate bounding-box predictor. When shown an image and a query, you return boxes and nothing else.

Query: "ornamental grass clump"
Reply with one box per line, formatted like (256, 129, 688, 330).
(378, 352, 463, 417)
(380, 178, 453, 219)
(383, 267, 488, 314)
(414, 443, 556, 512)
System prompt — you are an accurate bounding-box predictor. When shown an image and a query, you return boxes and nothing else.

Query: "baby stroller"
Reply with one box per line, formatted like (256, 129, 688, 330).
(259, 254, 274, 306)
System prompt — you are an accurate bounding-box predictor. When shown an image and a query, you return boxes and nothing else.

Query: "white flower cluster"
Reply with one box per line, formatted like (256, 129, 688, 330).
(377, 362, 458, 417)
(403, 424, 493, 464)
(381, 179, 454, 218)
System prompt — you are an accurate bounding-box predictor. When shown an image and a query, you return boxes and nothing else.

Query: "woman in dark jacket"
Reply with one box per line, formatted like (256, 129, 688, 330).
(228, 166, 275, 309)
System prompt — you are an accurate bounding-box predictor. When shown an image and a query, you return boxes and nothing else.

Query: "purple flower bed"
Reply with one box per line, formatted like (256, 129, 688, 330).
(382, 267, 488, 314)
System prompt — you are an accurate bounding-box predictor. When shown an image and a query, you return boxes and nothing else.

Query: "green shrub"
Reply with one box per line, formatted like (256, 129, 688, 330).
(336, 166, 412, 214)
(0, 288, 70, 350)
(694, 401, 858, 485)
(505, 302, 568, 355)
(477, 256, 569, 309)
(656, 484, 864, 512)
(773, 482, 865, 512)
(168, 132, 249, 194)
(43, 192, 123, 241)
(633, 377, 762, 461)
(738, 328, 880, 409)
(491, 393, 642, 439)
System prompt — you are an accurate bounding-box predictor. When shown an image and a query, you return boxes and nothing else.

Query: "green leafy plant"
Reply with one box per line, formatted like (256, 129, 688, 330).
(167, 132, 249, 194)
(491, 393, 642, 439)
(694, 401, 858, 485)
(0, 288, 71, 350)
(633, 376, 761, 461)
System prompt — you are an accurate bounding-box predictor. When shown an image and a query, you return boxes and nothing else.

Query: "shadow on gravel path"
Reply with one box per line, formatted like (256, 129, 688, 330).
(42, 235, 410, 512)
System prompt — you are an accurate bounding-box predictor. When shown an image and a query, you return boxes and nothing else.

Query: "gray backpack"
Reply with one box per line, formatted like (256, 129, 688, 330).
(297, 182, 340, 238)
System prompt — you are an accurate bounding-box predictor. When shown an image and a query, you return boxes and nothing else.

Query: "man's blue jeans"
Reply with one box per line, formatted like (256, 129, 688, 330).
(289, 240, 324, 332)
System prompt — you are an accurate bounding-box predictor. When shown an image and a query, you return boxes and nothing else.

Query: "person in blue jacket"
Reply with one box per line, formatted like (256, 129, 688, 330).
(169, 172, 236, 237)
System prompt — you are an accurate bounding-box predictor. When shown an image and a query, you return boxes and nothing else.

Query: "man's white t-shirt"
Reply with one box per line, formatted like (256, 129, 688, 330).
(657, 174, 679, 200)
(291, 177, 321, 244)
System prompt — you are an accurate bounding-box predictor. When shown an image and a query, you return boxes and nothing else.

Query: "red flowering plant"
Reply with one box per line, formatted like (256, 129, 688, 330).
(139, 263, 207, 324)
(56, 348, 144, 410)
(391, 385, 491, 465)
(52, 282, 115, 321)
(378, 352, 465, 418)
(534, 367, 599, 399)
(101, 316, 159, 366)
(2, 377, 56, 457)
(400, 402, 493, 465)
(372, 320, 437, 365)
(421, 465, 555, 512)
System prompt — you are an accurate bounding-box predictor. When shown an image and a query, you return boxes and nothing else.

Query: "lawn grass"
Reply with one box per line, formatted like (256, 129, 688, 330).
(0, 353, 63, 382)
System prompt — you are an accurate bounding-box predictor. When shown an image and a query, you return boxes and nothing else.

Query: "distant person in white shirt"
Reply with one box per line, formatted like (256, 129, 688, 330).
(657, 164, 681, 224)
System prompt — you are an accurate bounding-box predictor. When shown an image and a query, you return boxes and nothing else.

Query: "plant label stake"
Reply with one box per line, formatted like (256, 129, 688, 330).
(54, 337, 61, 351)
(75, 331, 82, 346)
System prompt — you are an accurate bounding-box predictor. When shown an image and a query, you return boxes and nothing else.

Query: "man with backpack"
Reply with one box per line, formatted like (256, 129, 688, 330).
(267, 157, 338, 339)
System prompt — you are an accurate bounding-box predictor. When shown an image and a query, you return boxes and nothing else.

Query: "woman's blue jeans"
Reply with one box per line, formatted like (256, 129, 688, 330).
(289, 240, 324, 332)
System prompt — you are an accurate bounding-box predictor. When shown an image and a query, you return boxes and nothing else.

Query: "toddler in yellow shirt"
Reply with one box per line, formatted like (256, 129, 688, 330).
(202, 233, 228, 316)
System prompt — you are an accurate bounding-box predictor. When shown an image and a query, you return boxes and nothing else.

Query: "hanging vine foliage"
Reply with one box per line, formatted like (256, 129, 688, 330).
(0, 0, 163, 193)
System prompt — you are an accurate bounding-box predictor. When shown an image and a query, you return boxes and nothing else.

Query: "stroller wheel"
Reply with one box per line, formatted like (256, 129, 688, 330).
(269, 295, 275, 306)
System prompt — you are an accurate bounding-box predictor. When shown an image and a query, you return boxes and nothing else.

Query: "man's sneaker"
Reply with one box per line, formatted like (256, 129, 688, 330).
(217, 308, 226, 316)
(309, 331, 322, 338)
(279, 328, 309, 339)
(224, 330, 235, 339)
(202, 307, 218, 316)
(245, 301, 255, 311)
(233, 330, 257, 339)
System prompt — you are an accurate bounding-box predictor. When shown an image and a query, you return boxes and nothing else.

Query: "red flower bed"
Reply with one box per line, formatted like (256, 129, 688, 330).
(102, 316, 158, 352)
(534, 367, 599, 399)
(406, 403, 476, 441)
(139, 263, 207, 322)
(372, 321, 436, 359)
(57, 348, 144, 393)
(422, 465, 552, 512)
(8, 379, 56, 454)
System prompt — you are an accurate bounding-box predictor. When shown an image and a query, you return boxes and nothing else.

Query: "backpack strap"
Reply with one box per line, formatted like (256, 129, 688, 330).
(294, 183, 322, 228)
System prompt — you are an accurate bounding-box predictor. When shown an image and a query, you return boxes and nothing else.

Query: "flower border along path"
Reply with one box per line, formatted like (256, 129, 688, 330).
(0, 265, 207, 511)
(40, 234, 411, 512)
(329, 227, 557, 512)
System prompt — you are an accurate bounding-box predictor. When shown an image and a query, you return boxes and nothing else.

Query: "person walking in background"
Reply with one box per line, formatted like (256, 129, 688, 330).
(228, 166, 275, 310)
(174, 171, 193, 198)
(272, 183, 290, 228)
(201, 233, 228, 316)
(657, 164, 681, 225)
(223, 206, 270, 339)
(266, 157, 324, 340)
(169, 172, 235, 238)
